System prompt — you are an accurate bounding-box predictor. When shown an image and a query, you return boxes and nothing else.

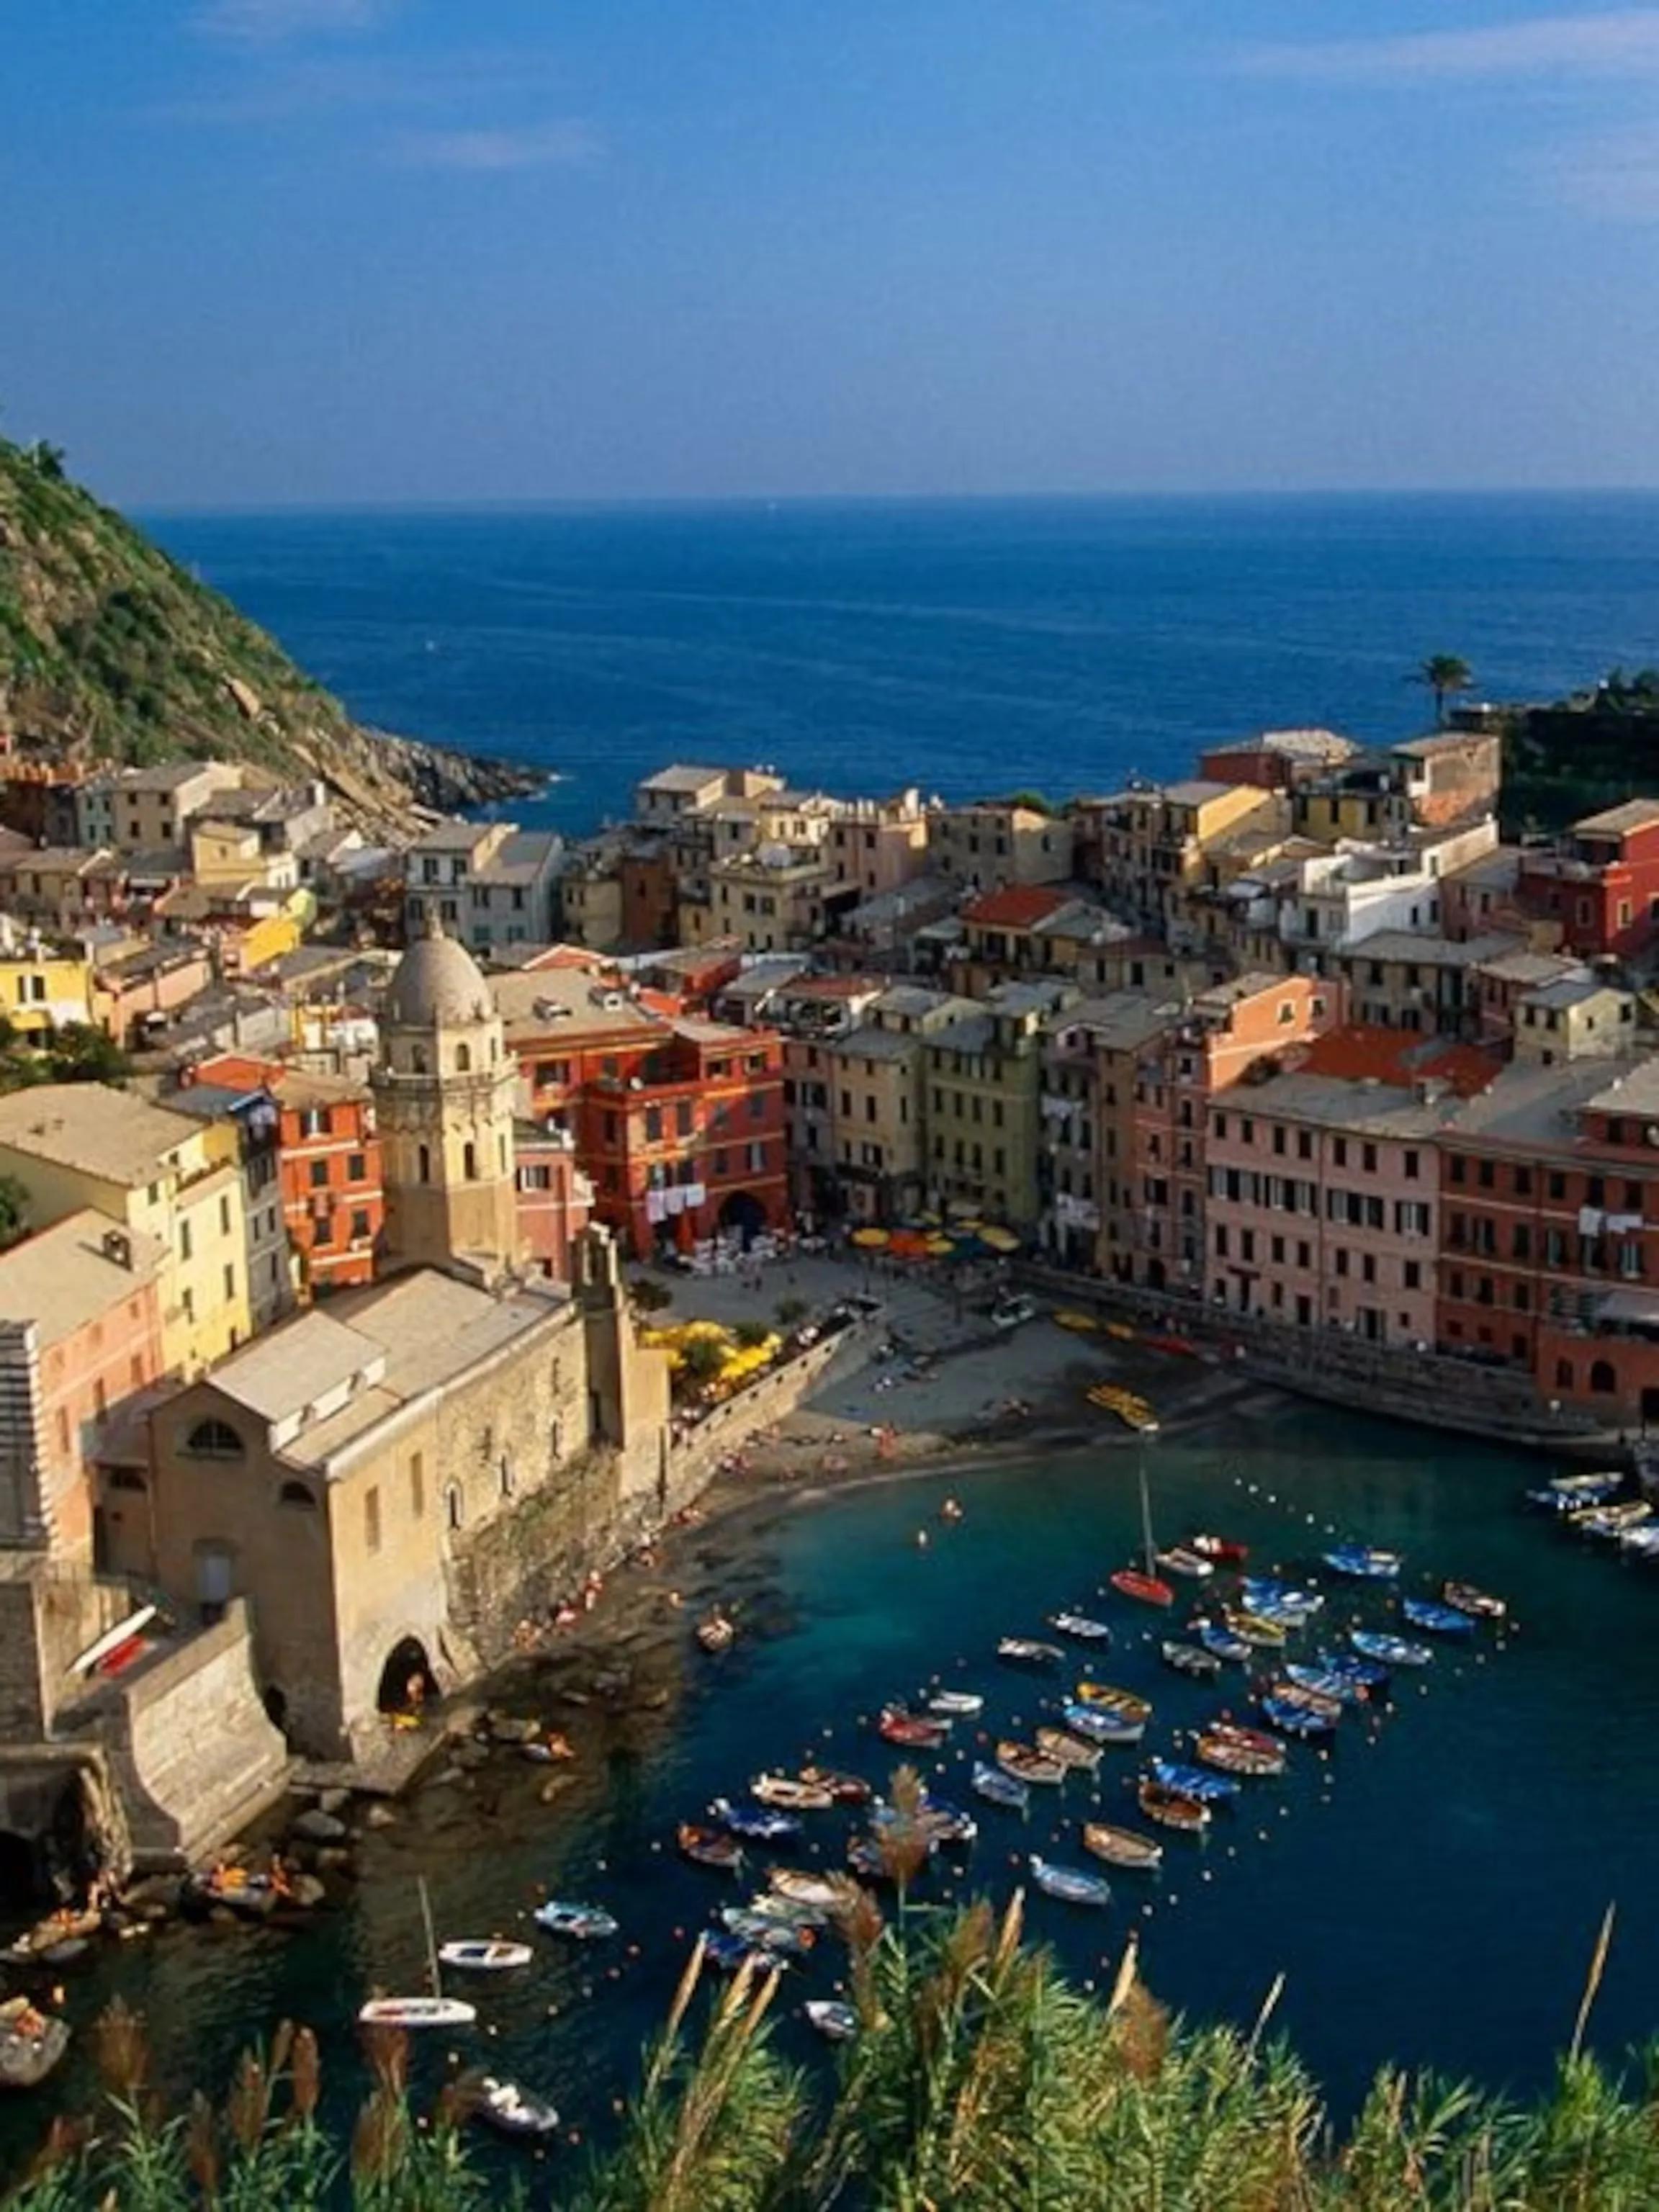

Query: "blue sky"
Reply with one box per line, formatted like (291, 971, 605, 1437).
(5, 1, 1659, 505)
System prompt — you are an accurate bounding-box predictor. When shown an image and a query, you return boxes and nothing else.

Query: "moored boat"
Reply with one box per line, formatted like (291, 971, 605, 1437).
(1257, 1694, 1335, 1740)
(1029, 1853, 1111, 1907)
(751, 1775, 835, 1812)
(1110, 1566, 1175, 1608)
(719, 1907, 816, 1956)
(1267, 1677, 1344, 1722)
(1160, 1640, 1221, 1680)
(1035, 1725, 1103, 1771)
(705, 1928, 789, 1974)
(696, 1612, 736, 1653)
(437, 1939, 533, 1971)
(1223, 1608, 1287, 1649)
(1401, 1596, 1477, 1637)
(1061, 1699, 1145, 1745)
(1206, 1719, 1285, 1758)
(997, 1637, 1066, 1668)
(1283, 1662, 1368, 1707)
(359, 1996, 477, 2030)
(1137, 1779, 1210, 1832)
(1156, 1547, 1214, 1581)
(997, 1739, 1066, 1786)
(1048, 1611, 1114, 1642)
(1318, 1649, 1390, 1689)
(1189, 1532, 1249, 1565)
(1195, 1732, 1285, 1778)
(1241, 1578, 1323, 1618)
(1573, 1500, 1651, 1539)
(1193, 1619, 1253, 1665)
(679, 1822, 744, 1871)
(0, 2000, 68, 2089)
(805, 1999, 858, 2041)
(712, 1799, 801, 1841)
(1082, 1820, 1163, 1870)
(533, 1900, 619, 1941)
(475, 2077, 560, 2138)
(1352, 1628, 1431, 1668)
(1147, 1755, 1239, 1804)
(878, 1707, 950, 1748)
(768, 1869, 842, 1910)
(926, 1690, 985, 1718)
(1442, 1581, 1506, 1620)
(971, 1760, 1030, 1811)
(1322, 1544, 1403, 1582)
(1074, 1682, 1153, 1722)
(798, 1766, 874, 1804)
(1526, 1472, 1622, 1516)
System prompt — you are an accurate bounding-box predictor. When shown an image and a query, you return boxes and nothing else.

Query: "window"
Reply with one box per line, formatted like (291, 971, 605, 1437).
(220, 1195, 232, 1234)
(455, 1042, 472, 1074)
(418, 1143, 431, 1184)
(186, 1418, 243, 1459)
(1297, 1130, 1313, 1161)
(1556, 1359, 1574, 1389)
(463, 1141, 478, 1181)
(351, 1208, 372, 1239)
(179, 1218, 193, 1262)
(364, 1486, 382, 1552)
(1362, 1144, 1377, 1175)
(348, 1153, 367, 1182)
(1590, 1359, 1617, 1395)
(1404, 1260, 1421, 1290)
(410, 1453, 425, 1518)
(309, 1159, 329, 1189)
(1449, 1156, 1467, 1185)
(1333, 1138, 1347, 1167)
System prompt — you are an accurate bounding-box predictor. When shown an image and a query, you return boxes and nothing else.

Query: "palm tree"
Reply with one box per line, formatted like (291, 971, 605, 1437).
(1412, 653, 1474, 728)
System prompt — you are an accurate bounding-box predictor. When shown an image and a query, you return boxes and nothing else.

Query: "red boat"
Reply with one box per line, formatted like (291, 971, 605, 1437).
(877, 1707, 948, 1749)
(1190, 1533, 1249, 1565)
(1205, 1719, 1280, 1759)
(1110, 1567, 1174, 1609)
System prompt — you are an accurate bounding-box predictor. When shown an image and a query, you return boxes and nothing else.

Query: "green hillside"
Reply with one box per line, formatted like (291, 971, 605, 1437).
(0, 436, 534, 830)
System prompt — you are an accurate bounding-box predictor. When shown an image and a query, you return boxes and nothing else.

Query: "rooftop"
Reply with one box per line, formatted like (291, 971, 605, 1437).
(0, 1209, 166, 1347)
(1575, 799, 1659, 838)
(1292, 1025, 1500, 1099)
(0, 1084, 214, 1186)
(830, 1025, 917, 1064)
(492, 966, 661, 1040)
(1523, 975, 1629, 1012)
(1046, 993, 1179, 1054)
(1447, 1058, 1640, 1150)
(1393, 731, 1494, 760)
(1475, 950, 1588, 989)
(1344, 928, 1524, 971)
(1586, 1063, 1659, 1119)
(963, 884, 1072, 930)
(637, 764, 727, 794)
(1230, 1070, 1453, 1140)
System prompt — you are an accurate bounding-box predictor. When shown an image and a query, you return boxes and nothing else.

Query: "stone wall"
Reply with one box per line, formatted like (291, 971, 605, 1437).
(0, 1560, 135, 1740)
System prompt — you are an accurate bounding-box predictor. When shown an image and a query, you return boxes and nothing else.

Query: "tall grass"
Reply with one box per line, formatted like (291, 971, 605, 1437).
(11, 1899, 1659, 2209)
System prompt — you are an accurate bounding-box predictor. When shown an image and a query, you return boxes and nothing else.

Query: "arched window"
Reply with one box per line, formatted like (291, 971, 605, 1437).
(1591, 1359, 1618, 1394)
(463, 1141, 477, 1182)
(185, 1418, 243, 1459)
(444, 1483, 464, 1532)
(418, 1143, 431, 1184)
(278, 1480, 318, 1509)
(455, 1042, 472, 1074)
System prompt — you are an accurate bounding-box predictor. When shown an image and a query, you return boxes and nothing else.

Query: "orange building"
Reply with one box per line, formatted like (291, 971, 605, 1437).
(194, 1054, 383, 1298)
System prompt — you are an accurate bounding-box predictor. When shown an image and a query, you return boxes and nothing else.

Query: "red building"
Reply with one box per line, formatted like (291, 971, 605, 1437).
(1516, 800, 1659, 961)
(513, 1128, 593, 1282)
(495, 963, 788, 1257)
(195, 1053, 384, 1298)
(1435, 1058, 1659, 1426)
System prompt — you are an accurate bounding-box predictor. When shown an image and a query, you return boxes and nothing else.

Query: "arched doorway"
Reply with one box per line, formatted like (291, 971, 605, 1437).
(377, 1636, 439, 1717)
(719, 1190, 767, 1247)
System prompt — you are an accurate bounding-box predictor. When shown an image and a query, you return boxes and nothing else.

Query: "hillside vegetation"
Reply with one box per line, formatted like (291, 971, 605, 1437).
(0, 436, 534, 832)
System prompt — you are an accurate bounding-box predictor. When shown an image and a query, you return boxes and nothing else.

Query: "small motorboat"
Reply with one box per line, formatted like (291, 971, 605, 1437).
(1109, 1567, 1175, 1609)
(1258, 1694, 1335, 1740)
(751, 1775, 835, 1812)
(719, 1907, 816, 1956)
(1082, 1821, 1163, 1871)
(1035, 1725, 1102, 1772)
(926, 1690, 984, 1718)
(1223, 1609, 1287, 1650)
(1048, 1611, 1114, 1643)
(1267, 1678, 1344, 1722)
(1206, 1719, 1284, 1758)
(1195, 1731, 1284, 1779)
(712, 1799, 801, 1842)
(972, 1761, 1030, 1811)
(805, 1999, 858, 2042)
(6, 1905, 103, 1961)
(1156, 1547, 1214, 1581)
(1241, 1578, 1323, 1619)
(1061, 1700, 1145, 1745)
(1526, 1473, 1622, 1516)
(1322, 1545, 1403, 1582)
(1074, 1683, 1152, 1723)
(437, 1939, 533, 1972)
(1401, 1596, 1476, 1637)
(878, 1707, 949, 1748)
(1318, 1650, 1390, 1690)
(533, 1901, 619, 1941)
(704, 1928, 789, 1974)
(739, 1891, 827, 1932)
(1283, 1663, 1368, 1707)
(1147, 1755, 1238, 1804)
(1137, 1780, 1210, 1833)
(359, 1997, 477, 2030)
(679, 1822, 744, 1871)
(769, 1869, 842, 1910)
(696, 1613, 737, 1654)
(1029, 1854, 1111, 1907)
(997, 1637, 1065, 1669)
(1572, 1501, 1650, 1540)
(997, 1740, 1066, 1786)
(1087, 1382, 1160, 1433)
(798, 1766, 874, 1804)
(1352, 1628, 1431, 1668)
(1160, 1640, 1221, 1681)
(0, 2000, 68, 2089)
(475, 2076, 560, 2139)
(1193, 1619, 1253, 1665)
(1189, 1533, 1249, 1565)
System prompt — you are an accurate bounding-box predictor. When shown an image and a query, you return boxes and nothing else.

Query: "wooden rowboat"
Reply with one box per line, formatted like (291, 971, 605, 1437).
(996, 1740, 1066, 1786)
(1137, 1781, 1210, 1833)
(1035, 1726, 1102, 1772)
(1082, 1821, 1163, 1871)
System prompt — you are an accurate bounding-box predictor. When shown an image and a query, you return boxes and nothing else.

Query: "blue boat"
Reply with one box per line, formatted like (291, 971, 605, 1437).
(971, 1761, 1030, 1811)
(1193, 1619, 1252, 1665)
(1258, 1694, 1336, 1739)
(1061, 1700, 1145, 1745)
(1241, 1578, 1323, 1619)
(1525, 1473, 1622, 1516)
(1322, 1544, 1403, 1582)
(1147, 1755, 1239, 1803)
(1352, 1629, 1432, 1668)
(703, 1928, 790, 1974)
(1029, 1854, 1112, 1907)
(1284, 1661, 1369, 1706)
(711, 1799, 801, 1841)
(873, 1794, 977, 1845)
(1318, 1650, 1390, 1690)
(1401, 1596, 1476, 1637)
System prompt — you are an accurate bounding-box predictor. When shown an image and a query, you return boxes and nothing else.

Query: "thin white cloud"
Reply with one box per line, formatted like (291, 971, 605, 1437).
(390, 120, 602, 172)
(1238, 9, 1659, 84)
(196, 0, 390, 39)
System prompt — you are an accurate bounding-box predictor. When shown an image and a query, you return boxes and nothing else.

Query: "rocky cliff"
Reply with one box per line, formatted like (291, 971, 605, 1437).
(0, 436, 539, 834)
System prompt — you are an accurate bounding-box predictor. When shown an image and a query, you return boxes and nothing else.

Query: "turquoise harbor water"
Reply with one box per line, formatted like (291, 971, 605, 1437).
(6, 1398, 1653, 2178)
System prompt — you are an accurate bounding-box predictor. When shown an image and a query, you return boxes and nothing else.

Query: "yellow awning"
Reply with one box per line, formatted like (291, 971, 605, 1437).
(980, 1226, 1020, 1253)
(850, 1226, 890, 1249)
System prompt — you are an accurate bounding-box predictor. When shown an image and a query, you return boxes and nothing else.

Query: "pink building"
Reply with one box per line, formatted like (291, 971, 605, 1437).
(1205, 1071, 1452, 1346)
(514, 1129, 594, 1284)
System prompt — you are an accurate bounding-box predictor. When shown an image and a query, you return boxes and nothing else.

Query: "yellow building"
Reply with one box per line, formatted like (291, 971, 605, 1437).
(825, 985, 979, 1220)
(1097, 781, 1289, 934)
(0, 945, 98, 1039)
(931, 801, 1074, 890)
(188, 817, 301, 893)
(0, 1083, 253, 1374)
(924, 980, 1074, 1228)
(709, 850, 837, 953)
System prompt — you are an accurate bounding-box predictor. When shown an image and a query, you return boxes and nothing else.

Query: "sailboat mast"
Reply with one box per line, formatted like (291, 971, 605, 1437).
(1138, 1449, 1156, 1575)
(418, 1876, 440, 1997)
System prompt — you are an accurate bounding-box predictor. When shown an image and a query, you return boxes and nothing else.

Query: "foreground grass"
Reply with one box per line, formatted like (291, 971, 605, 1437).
(8, 1889, 1653, 2210)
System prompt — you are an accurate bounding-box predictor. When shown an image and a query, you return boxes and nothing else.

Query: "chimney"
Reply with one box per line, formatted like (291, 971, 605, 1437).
(102, 1227, 133, 1271)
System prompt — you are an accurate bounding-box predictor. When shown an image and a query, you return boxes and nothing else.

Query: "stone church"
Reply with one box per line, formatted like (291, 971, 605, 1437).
(112, 927, 673, 1758)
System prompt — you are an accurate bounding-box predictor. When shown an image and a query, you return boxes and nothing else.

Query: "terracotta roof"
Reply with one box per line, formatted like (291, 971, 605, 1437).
(963, 885, 1071, 929)
(1292, 1024, 1499, 1100)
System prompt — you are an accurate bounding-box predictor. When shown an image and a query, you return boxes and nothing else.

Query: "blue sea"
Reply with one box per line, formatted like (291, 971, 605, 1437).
(146, 494, 1659, 831)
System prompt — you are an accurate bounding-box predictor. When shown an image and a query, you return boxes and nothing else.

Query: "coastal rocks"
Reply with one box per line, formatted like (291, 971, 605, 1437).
(288, 1874, 327, 1910)
(361, 1802, 398, 1831)
(452, 1741, 490, 1771)
(539, 1773, 577, 1805)
(289, 1807, 347, 1845)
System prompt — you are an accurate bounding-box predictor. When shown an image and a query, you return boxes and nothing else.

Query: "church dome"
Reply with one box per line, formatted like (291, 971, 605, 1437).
(384, 924, 493, 1028)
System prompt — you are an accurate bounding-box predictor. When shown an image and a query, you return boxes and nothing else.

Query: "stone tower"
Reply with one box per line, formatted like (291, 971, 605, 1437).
(373, 921, 522, 1284)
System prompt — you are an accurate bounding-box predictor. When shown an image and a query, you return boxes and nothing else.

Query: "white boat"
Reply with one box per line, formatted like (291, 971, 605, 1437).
(533, 1900, 619, 1941)
(768, 1868, 842, 1911)
(436, 1939, 532, 1972)
(477, 2076, 560, 2137)
(358, 1996, 477, 2030)
(752, 1774, 835, 1812)
(1156, 1548, 1213, 1581)
(805, 1999, 858, 2041)
(927, 1689, 985, 1717)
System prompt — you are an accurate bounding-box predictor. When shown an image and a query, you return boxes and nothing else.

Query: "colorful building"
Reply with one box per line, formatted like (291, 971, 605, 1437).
(1516, 800, 1659, 961)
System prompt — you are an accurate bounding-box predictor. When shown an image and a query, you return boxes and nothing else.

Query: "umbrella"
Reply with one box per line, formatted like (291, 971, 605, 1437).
(890, 1231, 930, 1260)
(850, 1226, 890, 1249)
(980, 1226, 1021, 1254)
